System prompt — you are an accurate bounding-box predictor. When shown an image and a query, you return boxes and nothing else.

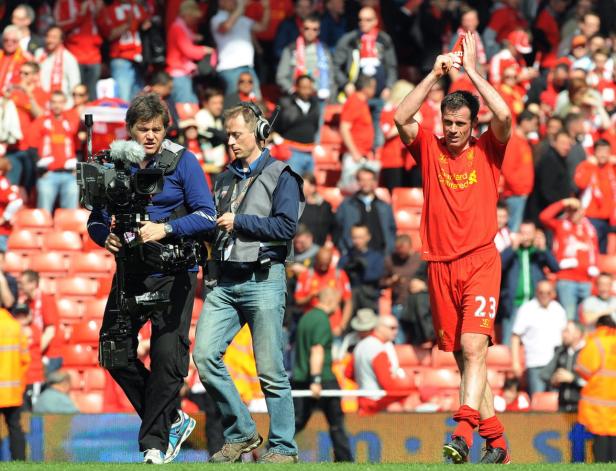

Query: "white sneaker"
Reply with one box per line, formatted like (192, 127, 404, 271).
(143, 449, 165, 464)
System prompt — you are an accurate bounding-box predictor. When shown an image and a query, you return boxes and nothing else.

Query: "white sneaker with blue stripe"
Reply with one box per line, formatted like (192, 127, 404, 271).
(143, 449, 165, 464)
(164, 410, 196, 463)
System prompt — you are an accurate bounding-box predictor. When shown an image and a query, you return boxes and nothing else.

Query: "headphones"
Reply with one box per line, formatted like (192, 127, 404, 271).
(240, 102, 271, 141)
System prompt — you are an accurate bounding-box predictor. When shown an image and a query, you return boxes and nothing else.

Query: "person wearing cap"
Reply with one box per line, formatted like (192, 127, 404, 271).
(569, 35, 593, 71)
(292, 287, 353, 462)
(335, 307, 379, 360)
(349, 314, 414, 415)
(32, 370, 78, 414)
(489, 29, 537, 86)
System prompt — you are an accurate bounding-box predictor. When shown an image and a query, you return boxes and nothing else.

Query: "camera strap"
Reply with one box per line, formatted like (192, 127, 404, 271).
(155, 143, 184, 175)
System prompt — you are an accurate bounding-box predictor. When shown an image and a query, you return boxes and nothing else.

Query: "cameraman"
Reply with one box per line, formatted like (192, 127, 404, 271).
(86, 93, 216, 464)
(192, 104, 303, 464)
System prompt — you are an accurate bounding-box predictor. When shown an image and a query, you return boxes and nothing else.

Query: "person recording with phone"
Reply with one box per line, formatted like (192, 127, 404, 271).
(193, 103, 303, 464)
(86, 93, 217, 464)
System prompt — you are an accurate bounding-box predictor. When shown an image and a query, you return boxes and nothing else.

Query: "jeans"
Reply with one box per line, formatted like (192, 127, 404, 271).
(293, 379, 353, 462)
(171, 75, 198, 104)
(287, 149, 314, 176)
(500, 305, 519, 347)
(36, 171, 79, 214)
(526, 366, 548, 397)
(110, 58, 144, 102)
(588, 218, 610, 254)
(505, 195, 528, 232)
(217, 66, 261, 100)
(79, 63, 101, 101)
(368, 97, 384, 149)
(193, 263, 297, 455)
(7, 150, 35, 190)
(0, 406, 25, 460)
(556, 280, 592, 321)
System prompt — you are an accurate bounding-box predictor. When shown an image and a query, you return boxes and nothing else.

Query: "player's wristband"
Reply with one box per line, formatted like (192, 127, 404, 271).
(310, 375, 322, 384)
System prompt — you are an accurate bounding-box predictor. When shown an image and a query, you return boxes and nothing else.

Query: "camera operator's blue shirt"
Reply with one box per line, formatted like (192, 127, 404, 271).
(87, 141, 217, 251)
(227, 149, 302, 263)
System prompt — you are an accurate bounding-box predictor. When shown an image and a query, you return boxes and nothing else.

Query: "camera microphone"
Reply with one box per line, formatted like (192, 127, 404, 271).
(110, 140, 146, 165)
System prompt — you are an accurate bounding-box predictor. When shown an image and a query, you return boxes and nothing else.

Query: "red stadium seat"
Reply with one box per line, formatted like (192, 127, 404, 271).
(530, 391, 558, 412)
(3, 251, 28, 275)
(56, 297, 84, 323)
(417, 368, 461, 389)
(29, 252, 69, 277)
(43, 230, 83, 253)
(392, 187, 424, 211)
(487, 344, 513, 370)
(395, 208, 422, 231)
(317, 186, 344, 211)
(83, 298, 107, 320)
(61, 344, 98, 367)
(7, 229, 42, 253)
(83, 367, 106, 391)
(13, 208, 53, 232)
(395, 344, 432, 368)
(72, 391, 104, 413)
(487, 369, 506, 390)
(374, 187, 391, 204)
(69, 252, 115, 278)
(175, 102, 199, 120)
(82, 232, 103, 252)
(63, 368, 83, 390)
(96, 277, 114, 298)
(431, 349, 458, 368)
(56, 277, 99, 301)
(598, 254, 616, 275)
(71, 319, 101, 345)
(323, 104, 342, 124)
(54, 208, 90, 234)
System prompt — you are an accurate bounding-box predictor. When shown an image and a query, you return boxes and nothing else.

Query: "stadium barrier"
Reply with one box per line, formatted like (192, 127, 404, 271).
(0, 412, 596, 463)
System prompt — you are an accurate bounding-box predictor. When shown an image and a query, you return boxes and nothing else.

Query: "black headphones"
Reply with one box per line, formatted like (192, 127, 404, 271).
(240, 102, 271, 141)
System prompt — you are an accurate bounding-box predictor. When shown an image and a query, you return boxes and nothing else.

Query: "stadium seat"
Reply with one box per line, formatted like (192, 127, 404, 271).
(83, 298, 107, 320)
(3, 251, 28, 275)
(29, 252, 69, 277)
(487, 344, 513, 370)
(530, 391, 559, 412)
(395, 344, 432, 367)
(12, 208, 53, 232)
(319, 125, 343, 146)
(54, 208, 90, 234)
(317, 186, 344, 211)
(7, 229, 42, 254)
(72, 391, 104, 413)
(431, 349, 458, 368)
(175, 102, 199, 120)
(56, 297, 85, 323)
(323, 104, 342, 124)
(374, 187, 391, 204)
(43, 230, 83, 253)
(598, 254, 616, 275)
(69, 252, 115, 278)
(96, 277, 114, 298)
(82, 232, 103, 252)
(392, 187, 424, 211)
(71, 319, 101, 345)
(313, 145, 341, 168)
(61, 344, 98, 367)
(63, 368, 83, 390)
(83, 367, 106, 391)
(39, 277, 57, 294)
(487, 369, 506, 390)
(395, 208, 422, 231)
(56, 277, 99, 301)
(418, 368, 461, 389)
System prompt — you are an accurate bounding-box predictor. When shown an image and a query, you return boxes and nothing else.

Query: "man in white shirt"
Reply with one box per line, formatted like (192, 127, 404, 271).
(210, 0, 270, 99)
(511, 280, 568, 396)
(581, 272, 616, 328)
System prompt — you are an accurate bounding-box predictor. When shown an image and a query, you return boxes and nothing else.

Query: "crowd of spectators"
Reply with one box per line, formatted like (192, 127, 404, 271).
(0, 0, 615, 430)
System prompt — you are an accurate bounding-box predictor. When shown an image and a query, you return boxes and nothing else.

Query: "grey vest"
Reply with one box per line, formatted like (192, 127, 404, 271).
(213, 159, 305, 263)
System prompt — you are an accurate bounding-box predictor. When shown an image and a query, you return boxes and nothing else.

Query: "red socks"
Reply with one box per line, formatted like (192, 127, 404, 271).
(452, 405, 480, 447)
(479, 415, 507, 450)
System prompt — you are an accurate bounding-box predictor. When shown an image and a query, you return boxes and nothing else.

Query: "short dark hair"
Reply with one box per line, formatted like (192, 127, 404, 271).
(497, 201, 508, 211)
(22, 269, 39, 285)
(356, 166, 377, 179)
(596, 314, 616, 328)
(520, 219, 536, 227)
(45, 24, 63, 38)
(395, 233, 411, 244)
(126, 93, 170, 130)
(351, 224, 369, 232)
(503, 377, 520, 391)
(564, 112, 583, 130)
(518, 109, 537, 123)
(599, 272, 614, 279)
(441, 91, 480, 122)
(21, 61, 39, 73)
(296, 224, 313, 237)
(302, 172, 316, 185)
(148, 70, 172, 87)
(355, 74, 376, 91)
(594, 138, 611, 151)
(199, 87, 224, 104)
(295, 74, 314, 87)
(304, 13, 321, 24)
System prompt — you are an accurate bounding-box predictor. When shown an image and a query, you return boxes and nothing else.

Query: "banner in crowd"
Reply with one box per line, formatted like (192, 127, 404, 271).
(0, 412, 596, 463)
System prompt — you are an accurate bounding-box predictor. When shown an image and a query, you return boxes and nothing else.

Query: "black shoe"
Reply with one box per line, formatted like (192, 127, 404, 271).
(443, 436, 469, 464)
(480, 447, 511, 464)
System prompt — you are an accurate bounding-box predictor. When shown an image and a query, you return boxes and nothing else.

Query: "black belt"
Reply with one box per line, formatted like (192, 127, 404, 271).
(220, 261, 282, 279)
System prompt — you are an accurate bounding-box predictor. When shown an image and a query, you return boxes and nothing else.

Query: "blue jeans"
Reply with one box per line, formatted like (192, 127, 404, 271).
(287, 149, 314, 176)
(193, 264, 297, 455)
(218, 66, 261, 100)
(110, 58, 144, 102)
(500, 305, 519, 347)
(556, 280, 592, 321)
(526, 366, 548, 397)
(171, 75, 198, 104)
(588, 218, 610, 254)
(505, 195, 528, 232)
(36, 171, 79, 214)
(368, 97, 384, 149)
(79, 63, 101, 101)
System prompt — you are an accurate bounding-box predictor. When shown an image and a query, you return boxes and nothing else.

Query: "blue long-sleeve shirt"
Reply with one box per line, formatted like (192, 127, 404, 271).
(87, 143, 217, 248)
(225, 151, 302, 262)
(338, 248, 385, 287)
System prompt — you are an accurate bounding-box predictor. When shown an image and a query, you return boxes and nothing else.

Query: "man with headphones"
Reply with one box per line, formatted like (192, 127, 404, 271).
(193, 103, 303, 463)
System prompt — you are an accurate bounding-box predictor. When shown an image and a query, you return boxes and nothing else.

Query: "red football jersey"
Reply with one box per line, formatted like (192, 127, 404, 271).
(407, 125, 507, 261)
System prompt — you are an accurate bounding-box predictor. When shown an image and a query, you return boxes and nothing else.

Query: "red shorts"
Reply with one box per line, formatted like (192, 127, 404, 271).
(427, 245, 501, 352)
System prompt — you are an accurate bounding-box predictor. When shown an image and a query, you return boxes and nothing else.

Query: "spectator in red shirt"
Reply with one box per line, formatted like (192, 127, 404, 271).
(18, 270, 63, 376)
(338, 74, 377, 193)
(482, 0, 528, 59)
(574, 139, 616, 254)
(0, 159, 23, 252)
(99, 0, 152, 102)
(534, 0, 569, 69)
(54, 0, 104, 101)
(0, 25, 28, 94)
(30, 90, 79, 214)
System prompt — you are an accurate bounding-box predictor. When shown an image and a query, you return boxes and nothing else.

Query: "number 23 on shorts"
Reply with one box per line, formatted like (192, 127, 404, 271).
(474, 295, 496, 318)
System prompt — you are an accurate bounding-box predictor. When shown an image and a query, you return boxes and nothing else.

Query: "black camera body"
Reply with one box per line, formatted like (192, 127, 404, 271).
(99, 325, 131, 370)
